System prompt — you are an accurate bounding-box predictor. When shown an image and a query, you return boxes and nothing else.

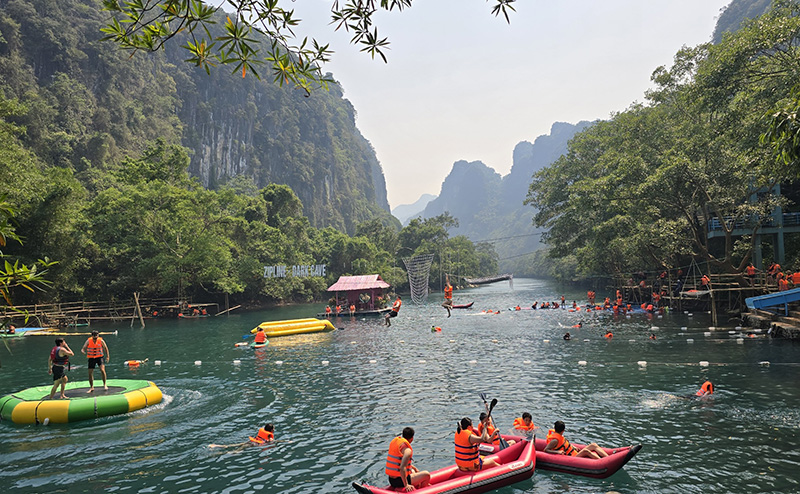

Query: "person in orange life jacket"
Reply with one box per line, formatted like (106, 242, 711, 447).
(349, 304, 356, 315)
(81, 330, 110, 392)
(385, 427, 430, 491)
(779, 277, 790, 291)
(604, 330, 613, 339)
(442, 275, 453, 317)
(700, 275, 710, 288)
(335, 304, 342, 315)
(544, 420, 608, 459)
(254, 327, 267, 344)
(454, 417, 502, 472)
(48, 338, 74, 399)
(791, 270, 800, 286)
(512, 412, 538, 436)
(696, 380, 714, 397)
(477, 412, 516, 446)
(249, 423, 275, 444)
(745, 263, 758, 286)
(385, 295, 402, 327)
(325, 305, 332, 316)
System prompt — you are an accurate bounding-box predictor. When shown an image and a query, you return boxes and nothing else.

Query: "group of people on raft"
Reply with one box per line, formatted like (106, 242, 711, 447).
(384, 412, 604, 491)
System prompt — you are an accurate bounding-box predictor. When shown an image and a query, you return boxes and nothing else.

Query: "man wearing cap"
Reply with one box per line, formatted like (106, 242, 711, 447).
(81, 330, 111, 392)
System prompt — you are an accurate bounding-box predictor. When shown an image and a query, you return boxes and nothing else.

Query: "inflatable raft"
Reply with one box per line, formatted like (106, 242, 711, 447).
(352, 437, 535, 494)
(0, 379, 162, 424)
(485, 435, 641, 479)
(251, 318, 335, 338)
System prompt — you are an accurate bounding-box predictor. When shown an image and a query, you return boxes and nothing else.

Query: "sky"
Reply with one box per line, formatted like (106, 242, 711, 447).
(289, 0, 732, 208)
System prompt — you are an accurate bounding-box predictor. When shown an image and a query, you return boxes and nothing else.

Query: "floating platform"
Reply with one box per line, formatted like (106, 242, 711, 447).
(0, 379, 163, 424)
(251, 318, 336, 338)
(315, 308, 392, 318)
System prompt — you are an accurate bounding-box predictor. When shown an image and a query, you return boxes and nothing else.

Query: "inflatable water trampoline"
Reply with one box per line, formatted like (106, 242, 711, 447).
(0, 379, 162, 424)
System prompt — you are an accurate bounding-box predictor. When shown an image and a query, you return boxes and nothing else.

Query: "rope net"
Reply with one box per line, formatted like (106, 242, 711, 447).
(403, 254, 435, 305)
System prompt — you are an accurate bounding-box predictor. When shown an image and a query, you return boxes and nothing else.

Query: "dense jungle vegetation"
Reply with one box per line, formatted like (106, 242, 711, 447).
(524, 0, 800, 282)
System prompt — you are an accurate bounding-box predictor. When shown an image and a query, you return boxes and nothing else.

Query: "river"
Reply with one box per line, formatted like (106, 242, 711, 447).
(1, 278, 799, 493)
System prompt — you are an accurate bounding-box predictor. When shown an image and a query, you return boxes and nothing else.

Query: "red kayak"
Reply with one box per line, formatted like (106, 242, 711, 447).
(484, 435, 640, 479)
(452, 302, 474, 309)
(352, 437, 535, 494)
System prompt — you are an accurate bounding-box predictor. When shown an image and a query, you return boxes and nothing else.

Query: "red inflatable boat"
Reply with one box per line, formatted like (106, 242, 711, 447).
(484, 435, 640, 479)
(351, 437, 535, 494)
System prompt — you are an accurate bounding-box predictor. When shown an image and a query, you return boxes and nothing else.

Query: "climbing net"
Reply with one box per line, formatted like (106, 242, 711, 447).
(403, 254, 435, 305)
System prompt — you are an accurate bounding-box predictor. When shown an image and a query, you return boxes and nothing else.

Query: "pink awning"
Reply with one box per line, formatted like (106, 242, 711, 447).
(327, 275, 390, 292)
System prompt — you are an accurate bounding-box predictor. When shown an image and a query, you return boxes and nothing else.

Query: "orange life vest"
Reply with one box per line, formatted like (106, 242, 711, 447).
(604, 332, 613, 339)
(325, 306, 331, 313)
(444, 285, 453, 300)
(696, 381, 714, 396)
(392, 299, 402, 312)
(746, 265, 756, 276)
(249, 427, 274, 444)
(86, 337, 104, 358)
(477, 420, 498, 445)
(254, 330, 267, 343)
(350, 305, 356, 312)
(513, 417, 535, 431)
(454, 429, 479, 470)
(385, 436, 412, 478)
(546, 430, 577, 456)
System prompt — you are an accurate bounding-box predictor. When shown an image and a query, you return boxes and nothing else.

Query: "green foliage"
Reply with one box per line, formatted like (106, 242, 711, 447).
(101, 0, 516, 95)
(527, 1, 800, 278)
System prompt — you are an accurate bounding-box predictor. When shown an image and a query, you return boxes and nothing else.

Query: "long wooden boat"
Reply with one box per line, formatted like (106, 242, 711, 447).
(352, 437, 535, 494)
(464, 274, 512, 285)
(452, 302, 474, 309)
(485, 435, 641, 479)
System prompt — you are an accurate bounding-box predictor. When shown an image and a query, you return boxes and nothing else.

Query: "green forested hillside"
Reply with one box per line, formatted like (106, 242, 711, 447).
(0, 0, 497, 307)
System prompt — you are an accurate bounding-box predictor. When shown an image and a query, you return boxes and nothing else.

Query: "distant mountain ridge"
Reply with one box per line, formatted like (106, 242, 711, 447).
(392, 194, 437, 225)
(420, 121, 593, 274)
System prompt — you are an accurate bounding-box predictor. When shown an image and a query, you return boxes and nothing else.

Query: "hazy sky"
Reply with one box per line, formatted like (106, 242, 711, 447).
(290, 0, 732, 208)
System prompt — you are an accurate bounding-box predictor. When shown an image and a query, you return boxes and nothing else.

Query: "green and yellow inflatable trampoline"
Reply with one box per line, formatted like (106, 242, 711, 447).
(0, 379, 162, 424)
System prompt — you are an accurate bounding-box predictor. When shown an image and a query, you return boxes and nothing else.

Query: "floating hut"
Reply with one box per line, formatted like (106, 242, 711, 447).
(318, 275, 392, 317)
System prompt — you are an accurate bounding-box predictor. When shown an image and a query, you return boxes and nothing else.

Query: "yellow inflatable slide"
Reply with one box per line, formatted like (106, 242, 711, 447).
(250, 318, 336, 338)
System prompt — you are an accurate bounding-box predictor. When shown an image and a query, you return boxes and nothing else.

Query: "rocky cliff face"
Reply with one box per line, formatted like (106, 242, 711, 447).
(0, 0, 391, 234)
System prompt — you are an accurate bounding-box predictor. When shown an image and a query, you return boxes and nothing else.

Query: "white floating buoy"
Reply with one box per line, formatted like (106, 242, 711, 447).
(651, 326, 659, 330)
(704, 332, 712, 337)
(708, 326, 716, 330)
(736, 338, 744, 344)
(543, 339, 550, 343)
(578, 360, 587, 366)
(275, 360, 284, 365)
(43, 418, 50, 426)
(154, 360, 162, 366)
(419, 360, 426, 364)
(232, 359, 241, 365)
(699, 361, 709, 367)
(688, 313, 693, 317)
(637, 361, 647, 367)
(735, 326, 743, 330)
(684, 311, 689, 314)
(523, 360, 531, 364)
(626, 314, 631, 318)
(629, 339, 636, 343)
(449, 339, 456, 343)
(753, 328, 762, 333)
(492, 339, 499, 343)
(729, 330, 736, 334)
(681, 327, 688, 330)
(469, 360, 477, 364)
(321, 360, 329, 366)
(194, 360, 202, 366)
(686, 339, 694, 343)
(369, 359, 377, 364)
(350, 341, 357, 344)
(759, 361, 770, 367)
(583, 339, 590, 342)
(657, 315, 663, 319)
(399, 340, 405, 344)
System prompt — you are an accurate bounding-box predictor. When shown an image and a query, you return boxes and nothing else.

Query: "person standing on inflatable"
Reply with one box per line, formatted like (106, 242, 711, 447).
(385, 295, 402, 327)
(442, 275, 453, 318)
(48, 338, 74, 399)
(81, 330, 110, 392)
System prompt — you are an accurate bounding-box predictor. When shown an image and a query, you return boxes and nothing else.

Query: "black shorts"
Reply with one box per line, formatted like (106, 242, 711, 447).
(88, 357, 105, 369)
(388, 475, 411, 489)
(387, 310, 398, 319)
(52, 365, 66, 381)
(442, 299, 453, 308)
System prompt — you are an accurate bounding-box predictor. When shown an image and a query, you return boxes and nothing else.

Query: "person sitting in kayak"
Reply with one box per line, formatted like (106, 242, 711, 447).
(544, 420, 608, 459)
(477, 413, 516, 446)
(249, 423, 275, 444)
(696, 380, 714, 397)
(455, 417, 502, 471)
(254, 327, 267, 345)
(386, 427, 430, 492)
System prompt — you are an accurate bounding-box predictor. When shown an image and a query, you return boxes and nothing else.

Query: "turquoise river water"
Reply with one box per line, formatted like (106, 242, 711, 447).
(1, 278, 800, 493)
